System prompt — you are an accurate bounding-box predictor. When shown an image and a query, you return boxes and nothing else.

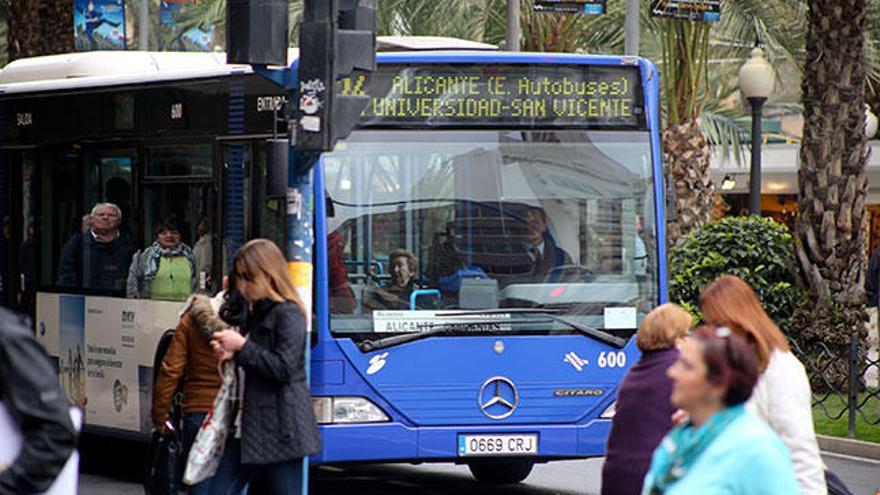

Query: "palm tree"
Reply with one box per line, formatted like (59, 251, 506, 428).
(6, 0, 73, 61)
(642, 2, 808, 243)
(795, 0, 869, 342)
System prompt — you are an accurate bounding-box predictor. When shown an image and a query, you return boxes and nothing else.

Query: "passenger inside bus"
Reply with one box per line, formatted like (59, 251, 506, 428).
(80, 212, 92, 233)
(57, 202, 136, 293)
(363, 249, 424, 311)
(126, 218, 196, 301)
(193, 217, 213, 287)
(328, 230, 355, 313)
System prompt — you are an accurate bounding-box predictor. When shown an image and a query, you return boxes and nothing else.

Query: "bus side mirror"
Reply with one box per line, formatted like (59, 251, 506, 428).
(266, 139, 289, 198)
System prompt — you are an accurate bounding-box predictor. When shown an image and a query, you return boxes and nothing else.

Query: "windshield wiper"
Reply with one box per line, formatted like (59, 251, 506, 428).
(356, 308, 627, 352)
(441, 309, 628, 348)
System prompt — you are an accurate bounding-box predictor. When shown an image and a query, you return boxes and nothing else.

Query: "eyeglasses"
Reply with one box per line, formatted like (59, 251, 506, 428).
(236, 270, 251, 282)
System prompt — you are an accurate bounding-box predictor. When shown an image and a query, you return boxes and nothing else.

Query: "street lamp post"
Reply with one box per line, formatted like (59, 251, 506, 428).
(507, 0, 520, 52)
(738, 47, 775, 216)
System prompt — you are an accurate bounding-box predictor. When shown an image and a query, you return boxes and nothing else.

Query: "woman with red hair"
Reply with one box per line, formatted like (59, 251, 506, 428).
(700, 275, 825, 494)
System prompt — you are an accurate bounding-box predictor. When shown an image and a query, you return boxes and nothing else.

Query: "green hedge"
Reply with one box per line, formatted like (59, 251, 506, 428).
(668, 216, 802, 328)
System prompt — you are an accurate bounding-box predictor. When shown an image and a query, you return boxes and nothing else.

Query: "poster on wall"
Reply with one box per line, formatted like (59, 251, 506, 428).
(159, 0, 214, 52)
(83, 297, 140, 431)
(74, 0, 127, 51)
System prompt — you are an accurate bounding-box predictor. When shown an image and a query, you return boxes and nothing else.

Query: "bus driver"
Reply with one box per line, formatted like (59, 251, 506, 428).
(524, 207, 572, 279)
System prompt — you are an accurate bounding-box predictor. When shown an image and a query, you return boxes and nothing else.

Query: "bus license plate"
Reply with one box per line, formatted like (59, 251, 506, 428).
(457, 434, 538, 456)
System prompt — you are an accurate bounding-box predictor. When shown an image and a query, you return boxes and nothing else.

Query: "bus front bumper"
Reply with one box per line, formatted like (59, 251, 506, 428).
(310, 419, 611, 464)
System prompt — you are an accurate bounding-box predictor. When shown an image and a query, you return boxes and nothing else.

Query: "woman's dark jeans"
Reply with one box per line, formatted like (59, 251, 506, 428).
(182, 412, 211, 495)
(209, 438, 303, 495)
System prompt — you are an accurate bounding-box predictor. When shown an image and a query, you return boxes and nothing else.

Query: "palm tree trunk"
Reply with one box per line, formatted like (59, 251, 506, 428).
(664, 119, 715, 244)
(796, 0, 869, 343)
(8, 0, 74, 61)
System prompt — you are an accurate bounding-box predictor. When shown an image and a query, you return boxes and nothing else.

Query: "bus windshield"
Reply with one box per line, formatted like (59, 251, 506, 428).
(325, 129, 657, 337)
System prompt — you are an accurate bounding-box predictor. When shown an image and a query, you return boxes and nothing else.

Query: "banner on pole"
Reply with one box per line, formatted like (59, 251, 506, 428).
(159, 0, 214, 52)
(534, 0, 606, 15)
(74, 0, 126, 51)
(650, 0, 721, 22)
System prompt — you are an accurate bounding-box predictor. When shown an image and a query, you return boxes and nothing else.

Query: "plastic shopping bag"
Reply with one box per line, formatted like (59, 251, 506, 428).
(182, 361, 237, 485)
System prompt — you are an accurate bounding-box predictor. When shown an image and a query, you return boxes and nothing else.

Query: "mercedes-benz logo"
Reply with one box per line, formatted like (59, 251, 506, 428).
(478, 376, 518, 419)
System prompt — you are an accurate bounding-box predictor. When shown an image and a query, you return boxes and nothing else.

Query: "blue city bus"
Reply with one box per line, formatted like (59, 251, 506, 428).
(0, 38, 665, 483)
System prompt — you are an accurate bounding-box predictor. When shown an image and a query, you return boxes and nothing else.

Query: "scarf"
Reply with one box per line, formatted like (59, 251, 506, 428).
(142, 241, 196, 283)
(642, 404, 745, 494)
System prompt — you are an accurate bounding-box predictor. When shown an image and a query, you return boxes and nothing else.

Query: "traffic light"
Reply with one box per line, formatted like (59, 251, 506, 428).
(296, 0, 377, 151)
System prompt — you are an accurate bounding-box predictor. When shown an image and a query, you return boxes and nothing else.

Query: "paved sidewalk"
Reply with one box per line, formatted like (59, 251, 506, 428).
(819, 434, 880, 461)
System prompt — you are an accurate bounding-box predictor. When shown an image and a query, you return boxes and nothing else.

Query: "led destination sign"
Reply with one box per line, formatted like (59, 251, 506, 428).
(340, 64, 645, 128)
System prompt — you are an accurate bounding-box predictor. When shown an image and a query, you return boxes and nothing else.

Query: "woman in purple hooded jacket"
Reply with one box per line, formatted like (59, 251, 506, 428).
(600, 303, 693, 495)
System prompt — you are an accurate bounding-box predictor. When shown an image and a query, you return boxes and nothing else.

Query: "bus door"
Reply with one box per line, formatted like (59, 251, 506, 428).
(219, 140, 286, 276)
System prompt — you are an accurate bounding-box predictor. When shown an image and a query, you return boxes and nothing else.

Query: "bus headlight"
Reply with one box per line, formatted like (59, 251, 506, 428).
(312, 397, 389, 424)
(600, 401, 616, 419)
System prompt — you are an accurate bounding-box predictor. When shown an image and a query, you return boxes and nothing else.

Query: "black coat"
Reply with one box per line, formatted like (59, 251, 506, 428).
(0, 308, 78, 494)
(235, 299, 321, 464)
(57, 230, 135, 292)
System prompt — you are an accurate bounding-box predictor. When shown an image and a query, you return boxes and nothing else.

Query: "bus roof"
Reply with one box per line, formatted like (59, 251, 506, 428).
(0, 50, 283, 94)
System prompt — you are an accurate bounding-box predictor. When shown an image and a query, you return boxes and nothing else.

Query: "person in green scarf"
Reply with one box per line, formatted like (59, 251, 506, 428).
(127, 219, 196, 301)
(641, 325, 798, 494)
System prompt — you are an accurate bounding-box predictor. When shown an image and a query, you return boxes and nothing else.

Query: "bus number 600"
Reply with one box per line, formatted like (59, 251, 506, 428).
(598, 351, 627, 368)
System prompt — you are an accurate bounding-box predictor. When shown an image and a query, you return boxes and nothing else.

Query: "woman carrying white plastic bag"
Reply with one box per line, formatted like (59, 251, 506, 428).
(183, 360, 237, 486)
(210, 239, 321, 495)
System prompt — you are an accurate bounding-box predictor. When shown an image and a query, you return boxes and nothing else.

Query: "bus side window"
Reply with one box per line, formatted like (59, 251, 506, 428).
(47, 149, 135, 295)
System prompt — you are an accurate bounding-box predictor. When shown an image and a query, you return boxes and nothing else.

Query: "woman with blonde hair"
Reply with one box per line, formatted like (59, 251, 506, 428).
(700, 275, 825, 495)
(601, 303, 692, 495)
(210, 239, 320, 495)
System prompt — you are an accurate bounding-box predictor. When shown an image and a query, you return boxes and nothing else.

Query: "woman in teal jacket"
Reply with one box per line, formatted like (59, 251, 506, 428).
(642, 325, 798, 495)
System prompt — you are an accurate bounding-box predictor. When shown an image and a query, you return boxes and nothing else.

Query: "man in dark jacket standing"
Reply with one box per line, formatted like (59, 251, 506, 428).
(0, 309, 78, 494)
(57, 203, 135, 292)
